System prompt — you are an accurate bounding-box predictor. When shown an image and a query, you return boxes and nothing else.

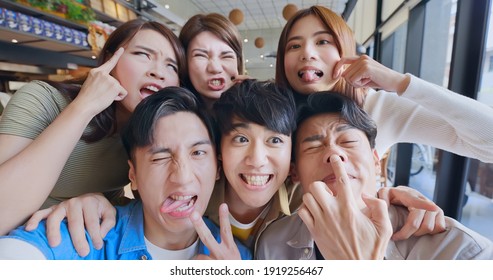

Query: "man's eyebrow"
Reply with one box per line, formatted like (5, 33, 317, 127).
(231, 122, 250, 130)
(192, 140, 212, 147)
(148, 147, 171, 154)
(147, 139, 211, 154)
(301, 134, 323, 143)
(300, 123, 355, 143)
(336, 124, 355, 132)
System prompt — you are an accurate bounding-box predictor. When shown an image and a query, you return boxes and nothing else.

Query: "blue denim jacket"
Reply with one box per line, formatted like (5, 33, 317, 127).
(3, 200, 252, 260)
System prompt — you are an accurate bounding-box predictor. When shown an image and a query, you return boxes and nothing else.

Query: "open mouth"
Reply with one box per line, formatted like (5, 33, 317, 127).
(240, 174, 273, 188)
(140, 85, 160, 98)
(208, 78, 226, 90)
(161, 194, 198, 214)
(298, 69, 324, 82)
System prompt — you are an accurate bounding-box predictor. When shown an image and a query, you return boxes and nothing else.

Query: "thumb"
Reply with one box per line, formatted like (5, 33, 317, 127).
(362, 193, 391, 234)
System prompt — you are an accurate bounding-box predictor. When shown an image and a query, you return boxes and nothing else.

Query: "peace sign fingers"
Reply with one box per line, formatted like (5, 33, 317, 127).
(190, 204, 242, 260)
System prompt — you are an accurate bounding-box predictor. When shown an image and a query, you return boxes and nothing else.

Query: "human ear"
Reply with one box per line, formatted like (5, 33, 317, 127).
(290, 163, 300, 183)
(128, 160, 138, 190)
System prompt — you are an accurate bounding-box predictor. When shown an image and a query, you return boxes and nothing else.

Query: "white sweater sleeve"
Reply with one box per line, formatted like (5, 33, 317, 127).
(364, 74, 493, 163)
(0, 238, 46, 260)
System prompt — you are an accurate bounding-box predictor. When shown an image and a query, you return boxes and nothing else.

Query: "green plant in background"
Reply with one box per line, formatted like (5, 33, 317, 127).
(62, 0, 96, 23)
(19, 0, 48, 10)
(15, 0, 96, 24)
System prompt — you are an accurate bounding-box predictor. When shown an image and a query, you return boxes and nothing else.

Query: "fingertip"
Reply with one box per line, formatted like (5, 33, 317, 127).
(330, 154, 341, 162)
(48, 238, 61, 248)
(77, 246, 90, 257)
(361, 192, 374, 201)
(190, 211, 200, 222)
(219, 203, 229, 212)
(92, 239, 103, 250)
(24, 223, 34, 231)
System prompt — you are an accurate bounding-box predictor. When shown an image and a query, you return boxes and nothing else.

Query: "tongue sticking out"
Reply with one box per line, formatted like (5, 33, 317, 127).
(161, 197, 194, 213)
(300, 70, 322, 82)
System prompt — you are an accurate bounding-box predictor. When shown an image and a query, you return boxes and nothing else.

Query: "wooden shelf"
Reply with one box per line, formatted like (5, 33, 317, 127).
(0, 0, 89, 30)
(0, 25, 94, 59)
(0, 0, 127, 67)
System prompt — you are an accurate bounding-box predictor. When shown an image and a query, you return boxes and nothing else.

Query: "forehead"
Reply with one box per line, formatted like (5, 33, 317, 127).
(189, 31, 232, 49)
(297, 113, 345, 135)
(151, 112, 210, 147)
(126, 29, 173, 51)
(289, 15, 328, 36)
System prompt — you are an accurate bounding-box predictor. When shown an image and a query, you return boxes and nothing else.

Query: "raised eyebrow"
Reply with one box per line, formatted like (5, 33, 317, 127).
(192, 139, 212, 148)
(231, 122, 250, 130)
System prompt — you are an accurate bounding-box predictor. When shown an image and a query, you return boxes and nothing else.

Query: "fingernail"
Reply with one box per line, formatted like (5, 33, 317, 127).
(190, 211, 199, 221)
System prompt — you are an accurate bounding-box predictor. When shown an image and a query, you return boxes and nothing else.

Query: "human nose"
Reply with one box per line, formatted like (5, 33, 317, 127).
(206, 58, 223, 74)
(170, 158, 194, 185)
(245, 142, 268, 168)
(300, 43, 316, 61)
(322, 145, 347, 164)
(148, 62, 166, 80)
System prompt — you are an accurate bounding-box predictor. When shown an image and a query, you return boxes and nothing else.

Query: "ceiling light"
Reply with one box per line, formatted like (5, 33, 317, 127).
(244, 38, 248, 43)
(11, 39, 18, 43)
(165, 4, 169, 9)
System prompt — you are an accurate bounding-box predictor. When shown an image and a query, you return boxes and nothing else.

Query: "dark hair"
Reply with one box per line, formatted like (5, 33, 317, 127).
(295, 92, 377, 152)
(122, 87, 217, 162)
(50, 19, 186, 143)
(275, 6, 366, 106)
(179, 13, 243, 95)
(213, 79, 297, 137)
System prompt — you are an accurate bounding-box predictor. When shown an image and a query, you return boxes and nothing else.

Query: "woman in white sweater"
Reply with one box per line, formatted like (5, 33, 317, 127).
(276, 5, 493, 161)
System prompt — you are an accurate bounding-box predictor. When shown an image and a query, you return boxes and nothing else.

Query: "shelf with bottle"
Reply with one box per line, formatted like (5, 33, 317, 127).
(0, 4, 93, 59)
(0, 0, 143, 69)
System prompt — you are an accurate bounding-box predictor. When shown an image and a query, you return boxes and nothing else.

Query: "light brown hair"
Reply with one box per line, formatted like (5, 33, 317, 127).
(275, 5, 366, 106)
(179, 13, 244, 91)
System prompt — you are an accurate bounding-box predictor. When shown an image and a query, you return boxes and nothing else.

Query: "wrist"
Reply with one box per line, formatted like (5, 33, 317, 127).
(396, 74, 411, 95)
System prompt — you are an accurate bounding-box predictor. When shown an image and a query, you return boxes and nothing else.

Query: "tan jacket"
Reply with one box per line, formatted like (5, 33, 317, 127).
(256, 205, 493, 260)
(204, 175, 303, 255)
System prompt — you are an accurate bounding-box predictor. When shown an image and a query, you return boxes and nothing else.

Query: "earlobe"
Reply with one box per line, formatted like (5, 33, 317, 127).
(216, 165, 221, 181)
(128, 160, 137, 190)
(290, 163, 300, 183)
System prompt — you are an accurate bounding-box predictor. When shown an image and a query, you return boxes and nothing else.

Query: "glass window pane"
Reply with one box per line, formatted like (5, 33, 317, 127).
(462, 1, 493, 242)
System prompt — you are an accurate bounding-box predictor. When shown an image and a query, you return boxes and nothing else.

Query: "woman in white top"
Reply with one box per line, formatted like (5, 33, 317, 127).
(276, 5, 493, 160)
